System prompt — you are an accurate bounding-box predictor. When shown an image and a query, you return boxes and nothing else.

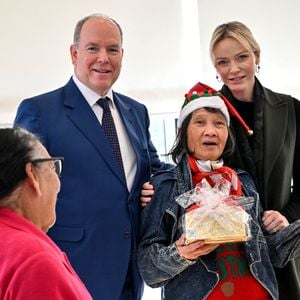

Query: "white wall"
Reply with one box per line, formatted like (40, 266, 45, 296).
(1, 0, 300, 124)
(197, 0, 300, 95)
(0, 0, 195, 123)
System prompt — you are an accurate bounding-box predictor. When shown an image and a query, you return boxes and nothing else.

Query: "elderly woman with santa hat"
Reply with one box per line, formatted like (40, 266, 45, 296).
(137, 82, 300, 300)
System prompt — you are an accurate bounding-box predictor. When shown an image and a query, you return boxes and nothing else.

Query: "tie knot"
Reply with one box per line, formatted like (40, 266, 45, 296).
(97, 97, 110, 111)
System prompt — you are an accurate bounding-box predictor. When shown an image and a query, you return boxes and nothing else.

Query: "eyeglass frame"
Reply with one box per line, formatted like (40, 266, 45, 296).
(30, 157, 64, 177)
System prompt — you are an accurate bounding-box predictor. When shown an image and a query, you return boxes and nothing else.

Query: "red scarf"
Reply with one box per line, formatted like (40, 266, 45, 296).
(188, 156, 242, 197)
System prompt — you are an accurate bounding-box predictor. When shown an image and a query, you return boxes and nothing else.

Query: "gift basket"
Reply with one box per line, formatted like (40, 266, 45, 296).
(176, 177, 253, 245)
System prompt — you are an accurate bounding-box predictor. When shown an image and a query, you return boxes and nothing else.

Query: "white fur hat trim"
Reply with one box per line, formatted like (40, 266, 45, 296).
(177, 96, 230, 129)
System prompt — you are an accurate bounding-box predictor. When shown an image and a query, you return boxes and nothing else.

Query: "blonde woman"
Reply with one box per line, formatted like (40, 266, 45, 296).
(210, 21, 300, 300)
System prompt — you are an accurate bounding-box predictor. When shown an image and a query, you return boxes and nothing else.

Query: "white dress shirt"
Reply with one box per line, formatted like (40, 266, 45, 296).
(72, 75, 137, 191)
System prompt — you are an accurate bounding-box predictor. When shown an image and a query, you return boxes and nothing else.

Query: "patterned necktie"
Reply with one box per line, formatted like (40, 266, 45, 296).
(97, 97, 125, 180)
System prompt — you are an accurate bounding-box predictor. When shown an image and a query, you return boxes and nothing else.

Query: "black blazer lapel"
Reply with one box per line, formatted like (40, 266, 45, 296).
(263, 88, 289, 185)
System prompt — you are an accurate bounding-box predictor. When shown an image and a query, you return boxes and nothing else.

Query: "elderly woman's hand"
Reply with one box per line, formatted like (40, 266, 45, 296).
(262, 210, 289, 234)
(175, 234, 219, 260)
(140, 182, 154, 207)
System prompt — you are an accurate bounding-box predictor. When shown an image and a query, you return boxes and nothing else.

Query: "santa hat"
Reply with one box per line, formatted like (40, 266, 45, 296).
(178, 82, 253, 136)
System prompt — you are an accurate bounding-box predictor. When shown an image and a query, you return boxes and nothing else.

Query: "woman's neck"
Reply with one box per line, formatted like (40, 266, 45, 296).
(232, 88, 253, 102)
(231, 78, 255, 102)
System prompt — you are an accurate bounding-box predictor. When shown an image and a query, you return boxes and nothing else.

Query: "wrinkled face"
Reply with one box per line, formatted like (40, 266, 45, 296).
(35, 146, 61, 232)
(187, 108, 228, 161)
(213, 38, 259, 101)
(70, 17, 123, 96)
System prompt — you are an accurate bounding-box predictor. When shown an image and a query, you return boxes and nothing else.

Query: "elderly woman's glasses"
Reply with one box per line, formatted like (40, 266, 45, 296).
(30, 157, 64, 177)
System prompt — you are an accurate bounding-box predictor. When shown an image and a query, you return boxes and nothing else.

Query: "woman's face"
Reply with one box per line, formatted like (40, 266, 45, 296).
(187, 108, 228, 161)
(213, 37, 259, 101)
(35, 146, 61, 232)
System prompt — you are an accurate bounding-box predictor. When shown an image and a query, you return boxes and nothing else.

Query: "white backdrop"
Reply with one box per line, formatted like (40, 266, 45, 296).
(2, 0, 299, 124)
(1, 0, 300, 298)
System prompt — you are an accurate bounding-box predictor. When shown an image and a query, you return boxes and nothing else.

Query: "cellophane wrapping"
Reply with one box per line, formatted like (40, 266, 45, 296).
(176, 178, 253, 245)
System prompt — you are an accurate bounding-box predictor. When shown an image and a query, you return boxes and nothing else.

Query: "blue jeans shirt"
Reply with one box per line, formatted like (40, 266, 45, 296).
(138, 157, 300, 300)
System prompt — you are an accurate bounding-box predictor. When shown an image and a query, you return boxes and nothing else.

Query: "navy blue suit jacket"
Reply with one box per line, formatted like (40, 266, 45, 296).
(14, 78, 168, 299)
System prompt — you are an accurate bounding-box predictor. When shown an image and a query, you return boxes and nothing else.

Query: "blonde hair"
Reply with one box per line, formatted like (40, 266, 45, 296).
(209, 21, 261, 64)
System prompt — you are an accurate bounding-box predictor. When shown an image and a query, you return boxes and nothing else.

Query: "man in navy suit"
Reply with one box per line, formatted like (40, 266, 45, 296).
(14, 14, 170, 300)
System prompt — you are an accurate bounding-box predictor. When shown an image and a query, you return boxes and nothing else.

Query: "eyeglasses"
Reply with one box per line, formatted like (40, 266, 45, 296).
(30, 157, 64, 177)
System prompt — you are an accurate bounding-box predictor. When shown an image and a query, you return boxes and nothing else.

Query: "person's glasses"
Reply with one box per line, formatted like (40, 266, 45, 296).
(30, 157, 64, 177)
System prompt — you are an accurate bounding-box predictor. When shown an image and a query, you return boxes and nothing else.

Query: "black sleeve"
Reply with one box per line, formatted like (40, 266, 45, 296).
(282, 98, 300, 222)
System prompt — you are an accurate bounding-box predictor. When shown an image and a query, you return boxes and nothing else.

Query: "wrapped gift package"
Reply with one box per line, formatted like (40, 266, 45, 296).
(176, 178, 253, 245)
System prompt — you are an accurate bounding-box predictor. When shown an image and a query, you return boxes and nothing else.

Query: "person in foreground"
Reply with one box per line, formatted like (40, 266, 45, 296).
(0, 127, 92, 300)
(13, 14, 169, 299)
(138, 83, 300, 300)
(210, 21, 300, 299)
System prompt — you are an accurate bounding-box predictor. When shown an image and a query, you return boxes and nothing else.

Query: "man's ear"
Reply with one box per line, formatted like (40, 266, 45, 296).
(25, 162, 42, 197)
(70, 44, 78, 66)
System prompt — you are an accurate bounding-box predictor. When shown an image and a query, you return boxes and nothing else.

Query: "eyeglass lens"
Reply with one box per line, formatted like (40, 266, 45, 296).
(54, 160, 62, 177)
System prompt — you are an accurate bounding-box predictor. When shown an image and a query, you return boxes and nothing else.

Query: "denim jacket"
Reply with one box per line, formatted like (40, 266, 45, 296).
(138, 157, 300, 300)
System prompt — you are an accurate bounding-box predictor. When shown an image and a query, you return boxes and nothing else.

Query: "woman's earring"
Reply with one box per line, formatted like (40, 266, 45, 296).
(256, 65, 260, 74)
(216, 74, 221, 82)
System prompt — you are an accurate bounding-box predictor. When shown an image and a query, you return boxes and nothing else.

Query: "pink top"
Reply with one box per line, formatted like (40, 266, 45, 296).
(0, 207, 92, 299)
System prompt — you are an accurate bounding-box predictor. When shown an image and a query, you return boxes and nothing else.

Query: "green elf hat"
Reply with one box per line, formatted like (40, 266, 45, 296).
(178, 82, 253, 136)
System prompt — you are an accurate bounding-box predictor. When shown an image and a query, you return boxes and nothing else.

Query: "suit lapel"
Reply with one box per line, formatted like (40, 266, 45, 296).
(113, 93, 146, 191)
(63, 79, 126, 185)
(113, 93, 142, 156)
(263, 88, 288, 187)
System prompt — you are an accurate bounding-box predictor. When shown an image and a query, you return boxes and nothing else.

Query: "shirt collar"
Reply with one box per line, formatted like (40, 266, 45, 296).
(72, 74, 115, 107)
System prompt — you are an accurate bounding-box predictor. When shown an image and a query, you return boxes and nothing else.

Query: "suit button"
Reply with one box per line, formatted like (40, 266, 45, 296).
(124, 231, 130, 238)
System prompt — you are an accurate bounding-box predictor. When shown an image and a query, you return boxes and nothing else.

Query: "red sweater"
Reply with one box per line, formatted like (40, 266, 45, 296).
(208, 243, 270, 299)
(0, 208, 92, 300)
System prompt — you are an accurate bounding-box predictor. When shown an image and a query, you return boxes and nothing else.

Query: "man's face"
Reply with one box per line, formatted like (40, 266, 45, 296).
(70, 17, 123, 96)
